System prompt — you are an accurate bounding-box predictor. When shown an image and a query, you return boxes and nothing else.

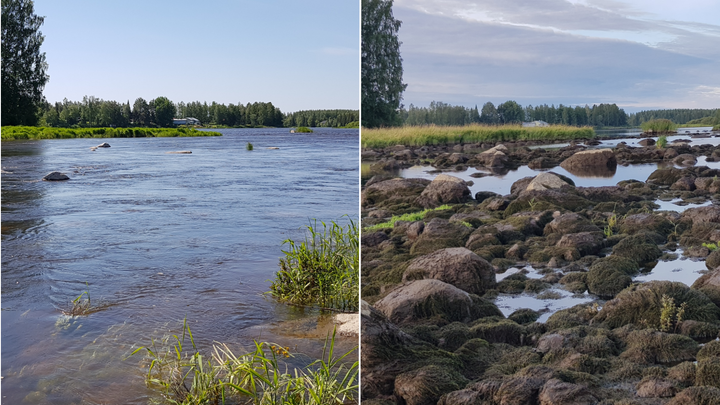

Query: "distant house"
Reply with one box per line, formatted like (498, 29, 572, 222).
(173, 117, 201, 126)
(522, 120, 550, 127)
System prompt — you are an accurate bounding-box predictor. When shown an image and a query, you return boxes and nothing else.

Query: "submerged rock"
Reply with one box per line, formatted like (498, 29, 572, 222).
(42, 172, 69, 181)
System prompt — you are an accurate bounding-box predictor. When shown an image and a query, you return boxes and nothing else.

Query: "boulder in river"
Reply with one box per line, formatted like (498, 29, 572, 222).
(42, 172, 69, 181)
(559, 148, 617, 176)
(526, 172, 572, 192)
(415, 174, 471, 209)
(97, 142, 110, 148)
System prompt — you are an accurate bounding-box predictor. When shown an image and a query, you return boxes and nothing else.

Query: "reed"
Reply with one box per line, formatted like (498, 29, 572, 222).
(246, 142, 254, 151)
(1, 126, 222, 140)
(270, 219, 359, 312)
(62, 282, 111, 316)
(130, 320, 358, 405)
(361, 124, 594, 148)
(641, 119, 677, 134)
(364, 205, 453, 231)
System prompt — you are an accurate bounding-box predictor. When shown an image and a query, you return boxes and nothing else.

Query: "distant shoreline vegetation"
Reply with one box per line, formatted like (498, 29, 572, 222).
(1, 126, 221, 140)
(361, 124, 595, 148)
(293, 126, 313, 133)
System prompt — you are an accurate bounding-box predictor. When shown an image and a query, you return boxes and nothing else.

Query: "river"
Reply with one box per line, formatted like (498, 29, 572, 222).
(1, 127, 359, 404)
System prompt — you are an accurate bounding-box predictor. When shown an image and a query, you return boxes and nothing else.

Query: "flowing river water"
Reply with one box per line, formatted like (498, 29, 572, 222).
(1, 128, 359, 404)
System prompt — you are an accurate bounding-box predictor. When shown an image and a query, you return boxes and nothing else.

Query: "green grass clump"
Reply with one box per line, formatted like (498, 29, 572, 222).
(364, 205, 453, 231)
(361, 124, 594, 148)
(62, 282, 111, 316)
(294, 127, 313, 133)
(130, 320, 358, 405)
(703, 242, 718, 251)
(641, 119, 677, 134)
(341, 121, 359, 129)
(656, 135, 668, 148)
(270, 219, 358, 312)
(1, 126, 221, 140)
(246, 142, 254, 151)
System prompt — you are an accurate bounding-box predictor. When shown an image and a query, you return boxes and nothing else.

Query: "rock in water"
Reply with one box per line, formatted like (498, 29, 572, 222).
(165, 151, 192, 154)
(97, 142, 110, 148)
(42, 172, 69, 181)
(560, 148, 617, 176)
(526, 172, 571, 191)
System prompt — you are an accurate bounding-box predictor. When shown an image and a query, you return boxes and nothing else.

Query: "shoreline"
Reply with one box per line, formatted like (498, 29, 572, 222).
(1, 126, 222, 140)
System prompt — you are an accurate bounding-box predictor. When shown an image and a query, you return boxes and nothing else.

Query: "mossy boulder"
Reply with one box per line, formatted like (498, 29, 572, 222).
(509, 308, 541, 324)
(693, 268, 720, 307)
(546, 304, 598, 331)
(505, 189, 592, 216)
(682, 206, 720, 225)
(667, 386, 720, 405)
(494, 376, 545, 405)
(544, 213, 601, 235)
(410, 218, 472, 256)
(434, 322, 472, 352)
(593, 281, 720, 329)
(678, 320, 720, 340)
(612, 234, 663, 265)
(667, 362, 696, 387)
(586, 256, 639, 299)
(538, 378, 598, 405)
(620, 329, 699, 364)
(696, 357, 720, 388)
(454, 338, 495, 379)
(560, 148, 617, 175)
(635, 376, 678, 398)
(361, 178, 430, 209)
(394, 364, 468, 405)
(619, 213, 674, 238)
(556, 232, 605, 256)
(471, 319, 526, 345)
(707, 250, 720, 270)
(374, 279, 503, 325)
(415, 174, 472, 209)
(647, 167, 686, 186)
(403, 247, 497, 295)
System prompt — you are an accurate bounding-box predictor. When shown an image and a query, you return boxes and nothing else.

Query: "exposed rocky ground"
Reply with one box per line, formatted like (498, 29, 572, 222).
(361, 138, 720, 405)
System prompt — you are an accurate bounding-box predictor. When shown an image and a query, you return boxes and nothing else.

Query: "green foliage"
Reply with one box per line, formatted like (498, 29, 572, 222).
(641, 119, 677, 134)
(703, 242, 718, 251)
(362, 124, 594, 148)
(294, 127, 313, 133)
(62, 282, 110, 316)
(659, 294, 687, 332)
(270, 219, 358, 312)
(283, 110, 359, 128)
(1, 126, 221, 140)
(246, 142, 254, 151)
(604, 213, 618, 238)
(362, 0, 407, 128)
(130, 320, 358, 405)
(153, 96, 176, 128)
(630, 108, 719, 126)
(656, 135, 668, 148)
(1, 0, 50, 126)
(363, 205, 452, 231)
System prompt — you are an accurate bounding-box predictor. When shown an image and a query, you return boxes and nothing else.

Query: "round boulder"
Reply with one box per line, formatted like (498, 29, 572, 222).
(42, 171, 69, 181)
(559, 149, 617, 175)
(374, 279, 502, 325)
(403, 247, 497, 295)
(415, 174, 471, 209)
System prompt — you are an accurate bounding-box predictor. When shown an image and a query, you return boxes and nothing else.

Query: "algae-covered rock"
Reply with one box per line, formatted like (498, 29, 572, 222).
(546, 304, 598, 331)
(494, 376, 545, 405)
(544, 213, 601, 235)
(539, 378, 598, 405)
(678, 320, 720, 340)
(682, 205, 720, 225)
(667, 386, 720, 405)
(707, 250, 720, 270)
(556, 232, 604, 256)
(593, 281, 720, 329)
(361, 178, 430, 208)
(620, 329, 699, 364)
(560, 149, 617, 174)
(667, 361, 696, 387)
(394, 365, 468, 405)
(619, 213, 674, 237)
(696, 357, 720, 388)
(436, 389, 485, 405)
(403, 247, 497, 295)
(611, 234, 663, 265)
(693, 268, 720, 307)
(454, 338, 495, 379)
(586, 255, 638, 299)
(647, 167, 685, 186)
(374, 279, 502, 325)
(434, 322, 472, 351)
(506, 189, 592, 215)
(526, 172, 572, 191)
(635, 376, 677, 398)
(509, 308, 541, 325)
(410, 218, 472, 256)
(415, 174, 472, 209)
(471, 319, 526, 345)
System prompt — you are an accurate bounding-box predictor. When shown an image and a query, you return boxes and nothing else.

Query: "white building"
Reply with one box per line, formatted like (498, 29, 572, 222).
(173, 117, 201, 126)
(522, 120, 550, 127)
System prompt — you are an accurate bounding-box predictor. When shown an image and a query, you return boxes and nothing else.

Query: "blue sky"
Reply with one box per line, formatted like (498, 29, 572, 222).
(34, 0, 359, 112)
(393, 0, 720, 113)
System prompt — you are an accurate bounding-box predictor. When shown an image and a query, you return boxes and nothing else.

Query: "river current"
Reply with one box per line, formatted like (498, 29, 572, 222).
(1, 127, 359, 404)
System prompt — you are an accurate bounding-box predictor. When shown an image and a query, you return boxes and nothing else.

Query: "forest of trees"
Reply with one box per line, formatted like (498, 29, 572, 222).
(38, 97, 358, 128)
(400, 101, 718, 128)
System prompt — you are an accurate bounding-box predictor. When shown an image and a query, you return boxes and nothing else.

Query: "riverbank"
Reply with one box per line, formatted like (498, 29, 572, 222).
(362, 124, 594, 148)
(361, 137, 720, 403)
(1, 126, 222, 140)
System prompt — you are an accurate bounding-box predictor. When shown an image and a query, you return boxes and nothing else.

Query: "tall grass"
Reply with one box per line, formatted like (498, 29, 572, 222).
(364, 205, 453, 231)
(130, 320, 358, 405)
(294, 127, 314, 133)
(361, 124, 594, 148)
(641, 119, 677, 134)
(270, 219, 358, 312)
(1, 126, 222, 140)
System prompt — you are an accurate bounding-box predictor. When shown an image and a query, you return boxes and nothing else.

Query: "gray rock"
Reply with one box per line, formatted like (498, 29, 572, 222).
(403, 247, 497, 295)
(42, 171, 69, 181)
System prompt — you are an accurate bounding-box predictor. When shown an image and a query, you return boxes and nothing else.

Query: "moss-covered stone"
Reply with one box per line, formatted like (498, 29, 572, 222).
(509, 308, 541, 325)
(593, 281, 720, 329)
(619, 329, 699, 365)
(471, 319, 526, 345)
(696, 357, 720, 388)
(394, 364, 468, 405)
(434, 322, 472, 352)
(612, 234, 663, 265)
(667, 361, 696, 387)
(546, 304, 598, 331)
(667, 386, 720, 405)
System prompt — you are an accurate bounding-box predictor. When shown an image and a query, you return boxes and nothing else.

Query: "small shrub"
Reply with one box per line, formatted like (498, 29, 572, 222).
(294, 127, 313, 133)
(246, 142, 253, 151)
(656, 135, 668, 148)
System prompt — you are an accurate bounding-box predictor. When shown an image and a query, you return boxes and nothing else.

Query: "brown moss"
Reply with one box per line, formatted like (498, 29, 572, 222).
(698, 340, 720, 360)
(620, 329, 699, 365)
(471, 319, 526, 345)
(668, 362, 696, 387)
(696, 357, 720, 388)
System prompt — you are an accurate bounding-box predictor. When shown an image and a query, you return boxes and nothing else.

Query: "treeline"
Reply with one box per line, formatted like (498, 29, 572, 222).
(283, 110, 359, 128)
(628, 109, 719, 126)
(38, 96, 358, 128)
(401, 101, 627, 127)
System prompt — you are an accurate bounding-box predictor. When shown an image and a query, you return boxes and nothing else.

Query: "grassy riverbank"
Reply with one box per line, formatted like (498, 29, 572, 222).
(1, 126, 222, 140)
(270, 219, 359, 312)
(361, 124, 594, 148)
(132, 320, 358, 404)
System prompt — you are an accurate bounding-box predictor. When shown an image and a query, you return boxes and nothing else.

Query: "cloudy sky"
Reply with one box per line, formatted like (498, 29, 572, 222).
(393, 0, 720, 112)
(34, 0, 359, 112)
